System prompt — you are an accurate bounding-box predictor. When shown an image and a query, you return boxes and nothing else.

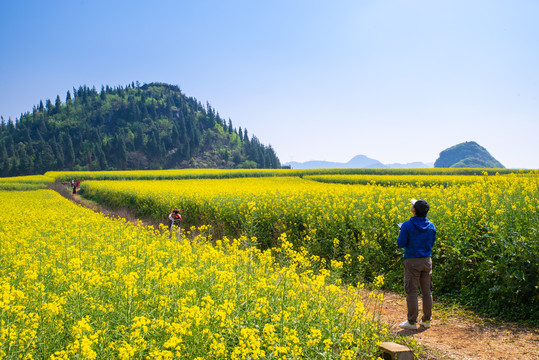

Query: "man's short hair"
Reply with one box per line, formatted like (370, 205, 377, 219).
(411, 199, 430, 217)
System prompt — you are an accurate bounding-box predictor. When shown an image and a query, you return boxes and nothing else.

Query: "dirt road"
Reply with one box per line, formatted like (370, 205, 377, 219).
(379, 291, 539, 359)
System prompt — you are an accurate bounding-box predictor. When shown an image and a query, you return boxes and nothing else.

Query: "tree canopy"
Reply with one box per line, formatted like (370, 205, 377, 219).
(434, 141, 504, 168)
(0, 82, 281, 176)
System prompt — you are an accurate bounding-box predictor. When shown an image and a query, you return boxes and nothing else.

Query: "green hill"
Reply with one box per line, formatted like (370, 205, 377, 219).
(434, 141, 504, 168)
(0, 82, 281, 176)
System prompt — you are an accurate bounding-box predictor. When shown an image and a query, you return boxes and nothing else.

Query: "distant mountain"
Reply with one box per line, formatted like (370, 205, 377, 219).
(347, 155, 385, 168)
(384, 161, 435, 169)
(0, 82, 281, 176)
(434, 141, 504, 168)
(285, 155, 433, 169)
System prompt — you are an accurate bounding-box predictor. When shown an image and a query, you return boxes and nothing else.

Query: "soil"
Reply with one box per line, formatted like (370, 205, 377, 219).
(50, 182, 161, 229)
(379, 291, 539, 359)
(51, 183, 539, 360)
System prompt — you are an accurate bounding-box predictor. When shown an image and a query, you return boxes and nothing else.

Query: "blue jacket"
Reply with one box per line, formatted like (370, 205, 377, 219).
(397, 216, 436, 259)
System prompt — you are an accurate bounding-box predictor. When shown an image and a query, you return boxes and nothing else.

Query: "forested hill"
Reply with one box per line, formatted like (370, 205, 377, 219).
(434, 141, 504, 168)
(0, 82, 281, 176)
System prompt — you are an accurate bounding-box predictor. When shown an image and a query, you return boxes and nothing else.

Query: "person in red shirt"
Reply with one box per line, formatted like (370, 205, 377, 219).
(168, 208, 182, 236)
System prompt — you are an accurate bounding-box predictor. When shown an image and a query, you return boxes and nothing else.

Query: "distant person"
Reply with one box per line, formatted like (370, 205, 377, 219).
(72, 180, 77, 195)
(168, 208, 182, 236)
(397, 199, 436, 330)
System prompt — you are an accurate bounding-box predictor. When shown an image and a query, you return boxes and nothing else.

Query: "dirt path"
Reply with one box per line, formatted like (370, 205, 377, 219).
(379, 291, 539, 359)
(52, 184, 539, 360)
(51, 183, 161, 229)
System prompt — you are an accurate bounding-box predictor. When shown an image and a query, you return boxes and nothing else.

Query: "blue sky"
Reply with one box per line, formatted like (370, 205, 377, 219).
(1, 0, 538, 168)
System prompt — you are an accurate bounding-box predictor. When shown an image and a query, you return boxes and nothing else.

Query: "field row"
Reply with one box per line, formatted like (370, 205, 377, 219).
(1, 168, 535, 190)
(78, 174, 539, 321)
(44, 167, 534, 182)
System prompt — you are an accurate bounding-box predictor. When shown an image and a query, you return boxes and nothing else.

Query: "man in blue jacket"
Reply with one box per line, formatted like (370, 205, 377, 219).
(397, 198, 436, 330)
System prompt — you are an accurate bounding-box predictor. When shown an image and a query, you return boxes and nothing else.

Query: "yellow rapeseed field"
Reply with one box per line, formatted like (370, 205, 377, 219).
(79, 173, 539, 320)
(0, 190, 390, 359)
(0, 175, 54, 190)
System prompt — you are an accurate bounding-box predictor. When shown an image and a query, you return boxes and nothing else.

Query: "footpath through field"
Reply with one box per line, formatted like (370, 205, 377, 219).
(54, 184, 539, 360)
(378, 291, 539, 360)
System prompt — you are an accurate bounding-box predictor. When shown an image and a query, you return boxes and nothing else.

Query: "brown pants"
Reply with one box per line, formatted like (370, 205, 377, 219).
(403, 257, 433, 324)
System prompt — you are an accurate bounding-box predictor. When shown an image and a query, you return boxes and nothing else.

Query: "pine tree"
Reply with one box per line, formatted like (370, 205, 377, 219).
(55, 95, 62, 113)
(65, 135, 76, 168)
(97, 144, 108, 170)
(134, 126, 145, 150)
(0, 141, 7, 163)
(18, 145, 32, 174)
(148, 130, 160, 156)
(118, 135, 128, 169)
(25, 128, 34, 155)
(87, 149, 94, 170)
(6, 136, 15, 158)
(185, 141, 191, 160)
(2, 158, 10, 176)
(51, 137, 64, 169)
(171, 124, 180, 147)
(37, 143, 55, 173)
(46, 99, 53, 113)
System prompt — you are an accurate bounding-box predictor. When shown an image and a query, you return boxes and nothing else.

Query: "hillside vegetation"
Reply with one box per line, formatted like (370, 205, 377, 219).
(0, 82, 281, 176)
(434, 141, 504, 168)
